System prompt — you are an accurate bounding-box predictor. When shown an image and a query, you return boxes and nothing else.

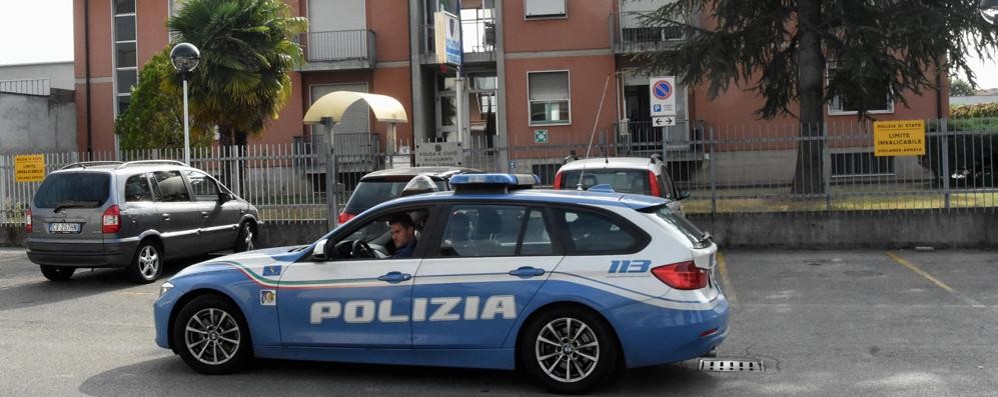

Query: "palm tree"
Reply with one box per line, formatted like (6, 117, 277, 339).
(169, 0, 306, 186)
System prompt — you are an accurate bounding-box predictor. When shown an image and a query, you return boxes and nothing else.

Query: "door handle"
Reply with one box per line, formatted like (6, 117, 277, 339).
(161, 213, 171, 221)
(508, 266, 545, 278)
(377, 271, 412, 283)
(201, 211, 209, 218)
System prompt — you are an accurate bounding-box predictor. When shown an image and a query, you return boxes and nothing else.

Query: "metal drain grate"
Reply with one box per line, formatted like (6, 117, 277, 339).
(698, 358, 765, 372)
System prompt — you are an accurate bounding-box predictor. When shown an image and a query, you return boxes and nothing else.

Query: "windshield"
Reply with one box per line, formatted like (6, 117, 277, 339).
(559, 169, 651, 195)
(643, 204, 707, 247)
(344, 179, 447, 214)
(33, 172, 110, 209)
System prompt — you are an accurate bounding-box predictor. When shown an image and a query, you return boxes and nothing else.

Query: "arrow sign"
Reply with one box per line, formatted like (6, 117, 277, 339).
(653, 116, 676, 127)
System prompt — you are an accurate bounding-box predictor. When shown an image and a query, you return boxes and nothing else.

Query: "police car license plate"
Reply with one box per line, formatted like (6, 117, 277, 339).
(49, 223, 81, 234)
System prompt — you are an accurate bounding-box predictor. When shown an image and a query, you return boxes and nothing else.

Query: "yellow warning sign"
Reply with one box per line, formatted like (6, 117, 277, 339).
(14, 154, 46, 182)
(874, 120, 926, 157)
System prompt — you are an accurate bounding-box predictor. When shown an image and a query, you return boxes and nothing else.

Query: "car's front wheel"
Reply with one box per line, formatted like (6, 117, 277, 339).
(172, 294, 252, 374)
(40, 265, 75, 281)
(519, 307, 619, 394)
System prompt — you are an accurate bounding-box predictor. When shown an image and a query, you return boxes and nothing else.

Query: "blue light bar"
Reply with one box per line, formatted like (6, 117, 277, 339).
(450, 173, 539, 187)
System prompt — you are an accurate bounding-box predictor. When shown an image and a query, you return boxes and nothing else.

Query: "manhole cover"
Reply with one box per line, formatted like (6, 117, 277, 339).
(698, 358, 765, 372)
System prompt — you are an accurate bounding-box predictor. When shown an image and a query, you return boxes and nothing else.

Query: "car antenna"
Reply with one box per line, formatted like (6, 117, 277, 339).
(577, 73, 613, 191)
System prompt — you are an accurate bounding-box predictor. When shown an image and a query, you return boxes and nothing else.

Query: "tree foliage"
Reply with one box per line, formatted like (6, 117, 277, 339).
(168, 0, 307, 146)
(636, 0, 998, 194)
(949, 76, 976, 96)
(114, 50, 213, 150)
(638, 0, 998, 119)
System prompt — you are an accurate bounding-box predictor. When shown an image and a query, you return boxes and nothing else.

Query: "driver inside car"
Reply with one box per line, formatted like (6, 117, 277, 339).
(390, 213, 417, 258)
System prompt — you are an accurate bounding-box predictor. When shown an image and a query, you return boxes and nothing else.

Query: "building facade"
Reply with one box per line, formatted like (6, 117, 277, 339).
(73, 0, 947, 168)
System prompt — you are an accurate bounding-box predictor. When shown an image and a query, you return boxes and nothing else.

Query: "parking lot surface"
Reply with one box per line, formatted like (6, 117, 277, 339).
(1, 247, 996, 396)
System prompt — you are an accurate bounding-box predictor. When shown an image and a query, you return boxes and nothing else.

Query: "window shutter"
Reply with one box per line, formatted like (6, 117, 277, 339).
(528, 72, 569, 101)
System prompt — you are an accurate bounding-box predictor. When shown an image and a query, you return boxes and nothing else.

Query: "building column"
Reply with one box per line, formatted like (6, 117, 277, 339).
(494, 0, 509, 170)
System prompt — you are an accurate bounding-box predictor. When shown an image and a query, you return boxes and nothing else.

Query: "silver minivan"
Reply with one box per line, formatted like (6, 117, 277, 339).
(26, 160, 260, 283)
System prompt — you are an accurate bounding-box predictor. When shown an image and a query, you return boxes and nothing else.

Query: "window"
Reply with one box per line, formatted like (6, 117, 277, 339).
(113, 0, 137, 115)
(524, 0, 566, 19)
(334, 209, 431, 260)
(33, 173, 110, 209)
(124, 174, 153, 202)
(531, 164, 559, 185)
(528, 71, 570, 125)
(559, 169, 652, 195)
(439, 205, 553, 257)
(832, 153, 895, 176)
(556, 208, 643, 254)
(184, 171, 220, 201)
(151, 171, 191, 202)
(827, 65, 893, 114)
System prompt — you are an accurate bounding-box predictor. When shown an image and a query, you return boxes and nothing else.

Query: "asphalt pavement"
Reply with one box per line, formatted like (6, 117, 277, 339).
(1, 248, 997, 396)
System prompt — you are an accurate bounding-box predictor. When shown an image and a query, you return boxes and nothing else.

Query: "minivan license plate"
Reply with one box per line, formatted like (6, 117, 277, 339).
(49, 223, 81, 233)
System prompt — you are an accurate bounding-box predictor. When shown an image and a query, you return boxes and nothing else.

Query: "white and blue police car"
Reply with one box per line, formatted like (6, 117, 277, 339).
(153, 173, 728, 393)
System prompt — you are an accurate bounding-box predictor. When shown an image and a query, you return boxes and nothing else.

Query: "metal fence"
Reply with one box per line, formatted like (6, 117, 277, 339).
(485, 118, 996, 214)
(302, 29, 375, 63)
(2, 118, 995, 226)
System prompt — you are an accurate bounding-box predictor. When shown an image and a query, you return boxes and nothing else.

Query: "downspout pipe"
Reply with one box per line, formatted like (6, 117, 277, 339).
(85, 0, 93, 156)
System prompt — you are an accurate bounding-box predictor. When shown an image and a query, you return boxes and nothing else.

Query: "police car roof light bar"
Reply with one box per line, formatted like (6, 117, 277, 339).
(450, 173, 539, 194)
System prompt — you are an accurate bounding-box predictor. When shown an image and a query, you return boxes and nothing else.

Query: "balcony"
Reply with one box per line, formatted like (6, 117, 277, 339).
(610, 12, 688, 54)
(297, 30, 376, 72)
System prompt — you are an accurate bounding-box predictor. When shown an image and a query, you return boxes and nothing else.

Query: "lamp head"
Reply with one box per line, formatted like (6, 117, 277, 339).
(983, 0, 998, 24)
(170, 43, 201, 73)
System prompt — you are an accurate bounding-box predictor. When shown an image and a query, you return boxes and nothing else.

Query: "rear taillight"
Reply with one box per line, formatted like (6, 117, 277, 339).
(553, 172, 563, 189)
(25, 208, 32, 233)
(337, 212, 355, 224)
(648, 171, 661, 197)
(102, 205, 121, 234)
(652, 261, 707, 290)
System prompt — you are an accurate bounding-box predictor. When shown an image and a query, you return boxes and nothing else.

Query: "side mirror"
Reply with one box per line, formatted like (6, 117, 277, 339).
(312, 239, 329, 261)
(678, 191, 691, 200)
(218, 192, 233, 202)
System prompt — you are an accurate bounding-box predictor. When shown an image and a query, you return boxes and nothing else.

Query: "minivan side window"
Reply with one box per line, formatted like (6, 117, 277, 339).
(124, 174, 153, 202)
(184, 170, 220, 202)
(555, 208, 643, 254)
(151, 171, 191, 202)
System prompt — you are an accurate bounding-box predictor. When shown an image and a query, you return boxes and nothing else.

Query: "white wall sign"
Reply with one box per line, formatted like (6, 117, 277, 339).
(649, 76, 677, 117)
(415, 142, 464, 166)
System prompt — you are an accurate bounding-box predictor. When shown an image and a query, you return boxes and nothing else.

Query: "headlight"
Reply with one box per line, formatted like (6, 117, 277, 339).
(159, 281, 175, 298)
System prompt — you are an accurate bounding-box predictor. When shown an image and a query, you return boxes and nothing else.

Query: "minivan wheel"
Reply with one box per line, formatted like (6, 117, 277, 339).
(40, 265, 75, 281)
(172, 294, 253, 374)
(519, 307, 619, 394)
(127, 240, 163, 284)
(234, 222, 255, 252)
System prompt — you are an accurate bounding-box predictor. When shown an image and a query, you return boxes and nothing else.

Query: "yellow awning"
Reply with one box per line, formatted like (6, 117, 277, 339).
(302, 91, 408, 124)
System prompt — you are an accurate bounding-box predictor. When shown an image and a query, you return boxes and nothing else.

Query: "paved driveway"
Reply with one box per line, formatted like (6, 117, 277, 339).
(1, 248, 996, 396)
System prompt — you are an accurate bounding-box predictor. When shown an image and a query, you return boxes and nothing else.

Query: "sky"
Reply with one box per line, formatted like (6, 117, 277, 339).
(1, 0, 997, 89)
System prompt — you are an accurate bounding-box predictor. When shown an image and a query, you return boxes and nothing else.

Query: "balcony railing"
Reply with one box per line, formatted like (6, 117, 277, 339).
(610, 12, 688, 54)
(298, 29, 375, 71)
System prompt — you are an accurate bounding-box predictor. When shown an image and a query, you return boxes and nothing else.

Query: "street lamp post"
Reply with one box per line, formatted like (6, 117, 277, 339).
(170, 43, 200, 165)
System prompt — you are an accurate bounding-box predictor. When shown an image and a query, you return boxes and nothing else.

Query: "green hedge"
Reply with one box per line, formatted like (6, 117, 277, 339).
(951, 103, 998, 119)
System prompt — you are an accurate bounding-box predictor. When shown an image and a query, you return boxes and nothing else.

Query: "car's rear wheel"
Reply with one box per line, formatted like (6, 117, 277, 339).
(234, 222, 255, 252)
(172, 294, 252, 374)
(519, 307, 619, 394)
(40, 265, 75, 281)
(126, 240, 162, 284)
